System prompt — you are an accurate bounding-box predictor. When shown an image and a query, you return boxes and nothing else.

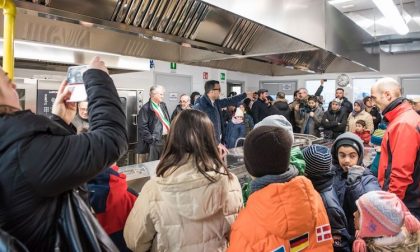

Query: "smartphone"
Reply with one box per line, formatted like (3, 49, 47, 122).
(67, 65, 88, 102)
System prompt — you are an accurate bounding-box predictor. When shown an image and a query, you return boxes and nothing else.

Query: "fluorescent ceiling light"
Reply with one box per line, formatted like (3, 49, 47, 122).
(328, 0, 352, 4)
(342, 4, 355, 8)
(372, 0, 409, 35)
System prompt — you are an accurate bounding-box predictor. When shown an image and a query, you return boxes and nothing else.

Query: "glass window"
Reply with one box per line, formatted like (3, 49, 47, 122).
(306, 80, 335, 111)
(352, 78, 380, 103)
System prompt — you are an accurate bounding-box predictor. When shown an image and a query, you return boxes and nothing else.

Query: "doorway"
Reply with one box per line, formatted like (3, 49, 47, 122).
(227, 80, 244, 96)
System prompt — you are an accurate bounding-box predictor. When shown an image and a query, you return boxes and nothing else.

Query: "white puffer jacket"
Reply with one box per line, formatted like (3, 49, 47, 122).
(346, 110, 374, 133)
(123, 160, 243, 252)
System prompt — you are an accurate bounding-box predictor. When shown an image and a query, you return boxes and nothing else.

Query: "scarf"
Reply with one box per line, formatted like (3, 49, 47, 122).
(250, 165, 299, 195)
(352, 100, 366, 116)
(231, 116, 244, 124)
(151, 100, 170, 131)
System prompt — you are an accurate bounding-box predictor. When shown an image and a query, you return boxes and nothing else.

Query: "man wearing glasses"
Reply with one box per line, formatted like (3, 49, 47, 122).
(194, 80, 253, 157)
(171, 94, 191, 121)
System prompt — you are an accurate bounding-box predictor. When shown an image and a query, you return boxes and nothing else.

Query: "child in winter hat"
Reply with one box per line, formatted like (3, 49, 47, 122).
(303, 144, 351, 251)
(353, 191, 420, 252)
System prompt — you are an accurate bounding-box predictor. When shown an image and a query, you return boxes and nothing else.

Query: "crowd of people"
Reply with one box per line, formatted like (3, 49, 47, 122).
(0, 57, 419, 252)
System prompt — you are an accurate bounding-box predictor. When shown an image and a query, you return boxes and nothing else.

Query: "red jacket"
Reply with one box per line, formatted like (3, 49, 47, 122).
(355, 130, 371, 145)
(228, 176, 333, 252)
(378, 102, 420, 212)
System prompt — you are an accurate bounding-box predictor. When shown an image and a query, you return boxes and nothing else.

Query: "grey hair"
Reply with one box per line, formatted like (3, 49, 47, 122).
(180, 94, 190, 101)
(149, 85, 165, 96)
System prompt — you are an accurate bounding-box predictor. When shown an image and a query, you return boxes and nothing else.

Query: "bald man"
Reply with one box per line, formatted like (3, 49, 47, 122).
(371, 77, 420, 219)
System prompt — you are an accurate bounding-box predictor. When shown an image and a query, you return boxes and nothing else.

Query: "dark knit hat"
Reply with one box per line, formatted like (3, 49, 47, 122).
(244, 125, 293, 177)
(303, 144, 332, 177)
(335, 139, 361, 156)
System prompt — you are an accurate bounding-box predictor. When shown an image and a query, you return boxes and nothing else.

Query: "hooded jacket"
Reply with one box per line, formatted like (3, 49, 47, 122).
(123, 160, 243, 252)
(331, 133, 381, 236)
(378, 99, 420, 218)
(228, 176, 333, 252)
(0, 69, 128, 251)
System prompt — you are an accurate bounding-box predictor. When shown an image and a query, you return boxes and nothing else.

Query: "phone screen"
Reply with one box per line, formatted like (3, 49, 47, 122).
(67, 65, 88, 102)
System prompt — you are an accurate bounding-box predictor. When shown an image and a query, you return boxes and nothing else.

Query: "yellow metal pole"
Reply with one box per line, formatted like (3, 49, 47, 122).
(0, 0, 15, 80)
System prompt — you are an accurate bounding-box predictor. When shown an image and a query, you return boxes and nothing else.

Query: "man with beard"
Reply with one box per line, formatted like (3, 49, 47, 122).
(296, 95, 324, 137)
(328, 88, 353, 114)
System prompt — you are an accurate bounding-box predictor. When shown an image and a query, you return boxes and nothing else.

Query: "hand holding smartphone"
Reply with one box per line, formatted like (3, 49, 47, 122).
(67, 65, 88, 102)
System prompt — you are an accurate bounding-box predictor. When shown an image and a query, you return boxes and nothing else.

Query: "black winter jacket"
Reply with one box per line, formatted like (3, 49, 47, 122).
(331, 133, 381, 237)
(0, 69, 128, 251)
(251, 98, 270, 124)
(321, 108, 349, 139)
(310, 175, 351, 252)
(329, 97, 353, 115)
(273, 100, 291, 122)
(366, 107, 381, 130)
(137, 100, 170, 145)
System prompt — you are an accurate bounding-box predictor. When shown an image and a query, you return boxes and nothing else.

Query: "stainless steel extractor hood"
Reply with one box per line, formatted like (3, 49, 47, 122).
(10, 0, 379, 75)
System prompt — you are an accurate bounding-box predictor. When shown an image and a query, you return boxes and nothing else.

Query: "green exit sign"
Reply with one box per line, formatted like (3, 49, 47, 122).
(170, 62, 177, 70)
(220, 72, 225, 81)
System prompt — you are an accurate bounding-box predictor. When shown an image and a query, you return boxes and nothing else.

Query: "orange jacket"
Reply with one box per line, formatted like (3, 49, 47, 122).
(228, 176, 333, 252)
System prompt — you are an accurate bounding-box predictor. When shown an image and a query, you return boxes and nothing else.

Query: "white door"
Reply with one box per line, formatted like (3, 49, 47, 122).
(154, 73, 192, 115)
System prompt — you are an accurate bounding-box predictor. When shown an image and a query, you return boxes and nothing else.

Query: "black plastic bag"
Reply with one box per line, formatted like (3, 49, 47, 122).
(0, 228, 29, 252)
(55, 190, 118, 252)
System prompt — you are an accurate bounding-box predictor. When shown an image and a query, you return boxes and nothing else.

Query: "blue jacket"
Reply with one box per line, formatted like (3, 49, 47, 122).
(309, 174, 351, 252)
(194, 93, 246, 143)
(225, 121, 245, 149)
(331, 133, 381, 237)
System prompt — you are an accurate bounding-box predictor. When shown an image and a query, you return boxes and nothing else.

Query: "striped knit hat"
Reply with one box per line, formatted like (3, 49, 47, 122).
(302, 144, 332, 177)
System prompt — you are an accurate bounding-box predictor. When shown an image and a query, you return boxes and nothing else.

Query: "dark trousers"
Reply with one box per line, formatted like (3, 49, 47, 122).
(147, 137, 166, 162)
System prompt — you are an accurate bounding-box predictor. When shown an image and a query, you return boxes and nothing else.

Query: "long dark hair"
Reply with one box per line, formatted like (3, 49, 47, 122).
(156, 109, 230, 182)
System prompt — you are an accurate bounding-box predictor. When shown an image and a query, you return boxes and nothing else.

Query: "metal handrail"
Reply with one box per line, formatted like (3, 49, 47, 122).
(0, 0, 15, 79)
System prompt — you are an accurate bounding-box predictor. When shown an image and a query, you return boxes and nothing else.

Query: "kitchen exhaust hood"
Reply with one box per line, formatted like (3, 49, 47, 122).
(10, 0, 379, 75)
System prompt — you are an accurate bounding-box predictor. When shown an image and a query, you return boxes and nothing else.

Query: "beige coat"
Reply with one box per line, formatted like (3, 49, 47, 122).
(346, 110, 374, 133)
(123, 161, 243, 252)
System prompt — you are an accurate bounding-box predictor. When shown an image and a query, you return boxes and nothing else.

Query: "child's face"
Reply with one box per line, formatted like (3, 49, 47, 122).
(337, 146, 359, 172)
(355, 123, 364, 133)
(308, 100, 316, 109)
(353, 210, 360, 231)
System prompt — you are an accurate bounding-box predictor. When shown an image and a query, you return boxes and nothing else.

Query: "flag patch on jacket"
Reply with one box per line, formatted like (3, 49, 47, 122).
(271, 245, 285, 252)
(316, 224, 332, 243)
(289, 232, 309, 252)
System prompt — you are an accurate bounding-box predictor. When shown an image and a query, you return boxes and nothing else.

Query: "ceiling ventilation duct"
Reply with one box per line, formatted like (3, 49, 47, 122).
(11, 0, 379, 75)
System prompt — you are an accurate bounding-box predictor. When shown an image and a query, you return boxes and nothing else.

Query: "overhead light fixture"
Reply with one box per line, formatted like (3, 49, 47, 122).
(328, 0, 352, 4)
(342, 4, 355, 8)
(372, 0, 409, 35)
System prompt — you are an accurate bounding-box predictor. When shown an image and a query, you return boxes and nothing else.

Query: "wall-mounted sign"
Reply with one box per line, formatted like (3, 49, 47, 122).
(37, 89, 58, 117)
(220, 72, 225, 81)
(150, 59, 155, 69)
(283, 83, 292, 91)
(170, 62, 177, 73)
(203, 72, 208, 79)
(169, 92, 178, 101)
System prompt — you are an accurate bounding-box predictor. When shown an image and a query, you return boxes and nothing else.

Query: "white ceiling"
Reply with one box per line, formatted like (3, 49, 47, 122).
(329, 0, 420, 36)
